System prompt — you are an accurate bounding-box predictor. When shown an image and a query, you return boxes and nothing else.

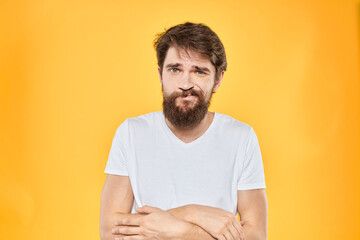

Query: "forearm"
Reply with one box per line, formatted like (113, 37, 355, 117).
(168, 205, 216, 240)
(241, 222, 267, 240)
(167, 204, 195, 222)
(179, 222, 216, 240)
(100, 212, 142, 240)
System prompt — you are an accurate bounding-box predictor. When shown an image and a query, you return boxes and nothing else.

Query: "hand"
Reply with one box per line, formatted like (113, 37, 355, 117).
(111, 205, 188, 240)
(189, 205, 246, 240)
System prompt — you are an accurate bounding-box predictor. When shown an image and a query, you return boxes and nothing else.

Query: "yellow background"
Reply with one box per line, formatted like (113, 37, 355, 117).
(1, 0, 359, 239)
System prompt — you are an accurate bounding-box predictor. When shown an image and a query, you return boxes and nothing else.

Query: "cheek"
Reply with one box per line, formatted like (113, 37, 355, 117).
(161, 77, 173, 89)
(162, 83, 174, 93)
(162, 84, 176, 97)
(195, 81, 213, 94)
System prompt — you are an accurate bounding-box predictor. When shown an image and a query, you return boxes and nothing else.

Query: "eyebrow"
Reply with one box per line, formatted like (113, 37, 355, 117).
(165, 63, 211, 73)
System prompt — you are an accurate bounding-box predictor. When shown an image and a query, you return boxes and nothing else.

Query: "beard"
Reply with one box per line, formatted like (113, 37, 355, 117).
(162, 86, 214, 129)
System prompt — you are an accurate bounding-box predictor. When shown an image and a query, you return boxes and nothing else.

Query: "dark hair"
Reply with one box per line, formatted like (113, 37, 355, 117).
(153, 22, 227, 81)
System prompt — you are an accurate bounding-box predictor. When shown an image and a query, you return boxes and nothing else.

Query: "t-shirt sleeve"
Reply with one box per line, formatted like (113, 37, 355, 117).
(237, 127, 266, 190)
(104, 119, 129, 176)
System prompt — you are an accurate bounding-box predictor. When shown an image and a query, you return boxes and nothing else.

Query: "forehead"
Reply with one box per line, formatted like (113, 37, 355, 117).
(164, 46, 214, 70)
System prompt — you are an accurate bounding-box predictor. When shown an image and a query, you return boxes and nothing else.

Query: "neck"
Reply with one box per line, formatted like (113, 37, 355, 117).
(164, 111, 215, 143)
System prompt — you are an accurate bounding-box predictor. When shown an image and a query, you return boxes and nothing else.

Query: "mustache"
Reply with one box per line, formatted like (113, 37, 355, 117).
(176, 89, 202, 98)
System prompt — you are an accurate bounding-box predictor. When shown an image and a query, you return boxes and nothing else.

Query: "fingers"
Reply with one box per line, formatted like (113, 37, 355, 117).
(114, 235, 143, 240)
(221, 217, 241, 240)
(218, 235, 227, 240)
(240, 229, 246, 240)
(112, 226, 140, 235)
(136, 205, 161, 214)
(224, 230, 236, 240)
(114, 217, 140, 226)
(232, 220, 245, 240)
(227, 222, 242, 240)
(225, 215, 245, 240)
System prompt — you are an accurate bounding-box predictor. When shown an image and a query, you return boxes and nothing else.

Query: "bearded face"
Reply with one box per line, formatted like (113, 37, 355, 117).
(162, 86, 214, 129)
(159, 46, 221, 128)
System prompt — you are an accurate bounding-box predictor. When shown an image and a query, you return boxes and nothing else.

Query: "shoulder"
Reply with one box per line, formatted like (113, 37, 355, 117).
(215, 112, 253, 135)
(115, 111, 161, 130)
(126, 111, 162, 125)
(121, 111, 163, 133)
(114, 111, 162, 140)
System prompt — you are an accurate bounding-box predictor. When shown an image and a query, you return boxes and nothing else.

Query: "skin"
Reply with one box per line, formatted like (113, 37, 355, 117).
(100, 46, 268, 240)
(159, 46, 224, 143)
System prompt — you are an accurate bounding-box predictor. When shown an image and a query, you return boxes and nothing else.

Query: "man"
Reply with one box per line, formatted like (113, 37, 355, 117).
(100, 22, 268, 240)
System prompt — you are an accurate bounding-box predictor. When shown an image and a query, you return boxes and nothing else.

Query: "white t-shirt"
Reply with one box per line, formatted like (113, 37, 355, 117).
(104, 111, 266, 216)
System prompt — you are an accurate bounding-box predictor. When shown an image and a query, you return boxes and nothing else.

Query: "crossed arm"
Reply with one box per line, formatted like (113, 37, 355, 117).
(100, 175, 268, 240)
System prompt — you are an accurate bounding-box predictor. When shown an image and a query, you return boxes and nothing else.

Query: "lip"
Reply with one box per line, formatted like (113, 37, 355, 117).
(181, 95, 196, 99)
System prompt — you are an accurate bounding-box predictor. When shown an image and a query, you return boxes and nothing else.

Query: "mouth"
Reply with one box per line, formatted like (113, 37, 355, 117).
(181, 95, 196, 100)
(181, 93, 197, 98)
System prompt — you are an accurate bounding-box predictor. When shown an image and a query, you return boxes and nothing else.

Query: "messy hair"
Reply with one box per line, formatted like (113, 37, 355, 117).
(153, 22, 227, 81)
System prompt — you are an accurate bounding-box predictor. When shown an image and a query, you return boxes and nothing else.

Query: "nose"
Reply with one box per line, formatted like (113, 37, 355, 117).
(178, 71, 194, 91)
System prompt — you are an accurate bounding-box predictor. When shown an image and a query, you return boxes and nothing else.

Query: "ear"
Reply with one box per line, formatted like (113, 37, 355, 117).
(158, 66, 163, 85)
(213, 71, 224, 92)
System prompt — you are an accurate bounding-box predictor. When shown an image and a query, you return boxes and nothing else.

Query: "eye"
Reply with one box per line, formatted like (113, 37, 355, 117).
(170, 68, 180, 73)
(196, 71, 206, 75)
